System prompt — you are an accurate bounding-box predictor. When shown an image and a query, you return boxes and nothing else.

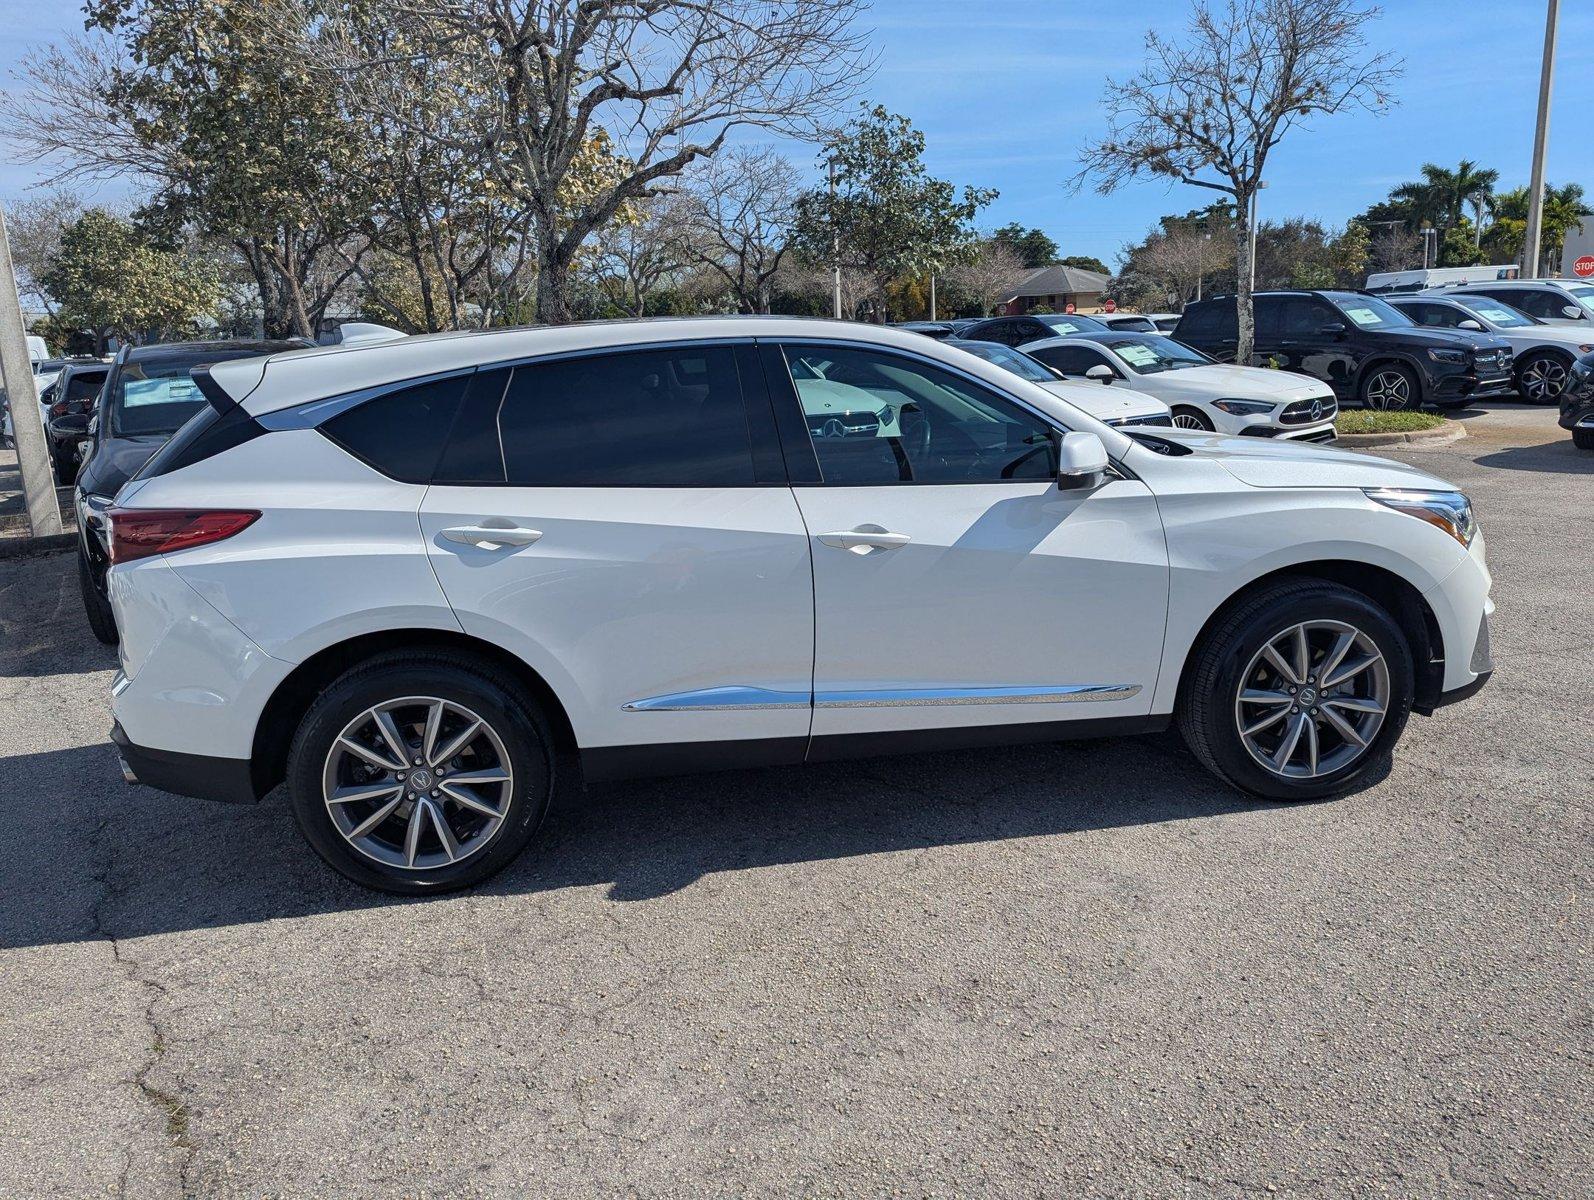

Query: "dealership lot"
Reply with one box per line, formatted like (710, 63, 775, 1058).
(0, 405, 1587, 1197)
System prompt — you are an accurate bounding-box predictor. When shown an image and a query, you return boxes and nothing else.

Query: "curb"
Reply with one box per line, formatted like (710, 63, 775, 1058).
(1334, 421, 1468, 449)
(0, 532, 75, 561)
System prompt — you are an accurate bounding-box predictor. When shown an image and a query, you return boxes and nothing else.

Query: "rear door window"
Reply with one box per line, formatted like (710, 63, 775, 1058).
(321, 375, 471, 483)
(496, 345, 757, 487)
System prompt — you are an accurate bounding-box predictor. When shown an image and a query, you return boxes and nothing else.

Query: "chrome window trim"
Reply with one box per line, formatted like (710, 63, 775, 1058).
(623, 683, 1142, 712)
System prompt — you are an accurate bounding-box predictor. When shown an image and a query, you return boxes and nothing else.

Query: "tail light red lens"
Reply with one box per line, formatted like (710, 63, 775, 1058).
(107, 508, 260, 564)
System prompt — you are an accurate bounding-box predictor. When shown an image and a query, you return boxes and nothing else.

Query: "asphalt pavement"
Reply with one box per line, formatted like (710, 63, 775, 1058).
(0, 403, 1588, 1197)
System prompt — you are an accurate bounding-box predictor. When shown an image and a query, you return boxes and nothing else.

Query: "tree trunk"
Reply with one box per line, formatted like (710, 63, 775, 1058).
(535, 247, 573, 325)
(1234, 208, 1255, 364)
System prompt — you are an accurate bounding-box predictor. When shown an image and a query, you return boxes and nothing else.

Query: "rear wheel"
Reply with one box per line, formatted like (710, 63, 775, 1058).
(78, 549, 118, 645)
(53, 450, 77, 486)
(1177, 579, 1414, 801)
(1359, 363, 1420, 411)
(1170, 406, 1214, 431)
(286, 651, 554, 894)
(1516, 351, 1572, 405)
(1573, 426, 1594, 450)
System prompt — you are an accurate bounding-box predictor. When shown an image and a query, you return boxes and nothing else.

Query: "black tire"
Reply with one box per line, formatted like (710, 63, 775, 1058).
(286, 650, 555, 894)
(78, 549, 119, 645)
(1573, 426, 1594, 450)
(1170, 406, 1214, 431)
(53, 449, 77, 486)
(1177, 578, 1414, 802)
(1516, 351, 1573, 405)
(1358, 362, 1421, 412)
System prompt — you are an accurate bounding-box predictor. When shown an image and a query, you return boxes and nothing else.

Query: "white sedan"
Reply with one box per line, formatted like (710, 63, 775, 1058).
(1389, 293, 1594, 404)
(947, 339, 1172, 428)
(1023, 332, 1339, 442)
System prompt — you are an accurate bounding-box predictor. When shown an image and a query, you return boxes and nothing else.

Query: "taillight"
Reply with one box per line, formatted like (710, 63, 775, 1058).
(49, 399, 67, 417)
(107, 508, 260, 564)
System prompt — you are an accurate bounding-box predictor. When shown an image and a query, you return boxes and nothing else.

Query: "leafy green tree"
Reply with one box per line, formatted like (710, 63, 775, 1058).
(1482, 183, 1591, 272)
(992, 223, 1058, 268)
(1058, 255, 1111, 276)
(793, 105, 996, 320)
(39, 209, 221, 352)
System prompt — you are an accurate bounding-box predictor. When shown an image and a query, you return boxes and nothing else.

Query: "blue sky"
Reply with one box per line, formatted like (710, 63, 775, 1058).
(3, 0, 1591, 268)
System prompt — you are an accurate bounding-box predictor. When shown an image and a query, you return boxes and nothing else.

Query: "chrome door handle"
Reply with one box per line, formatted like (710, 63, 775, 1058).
(818, 527, 912, 554)
(440, 525, 543, 550)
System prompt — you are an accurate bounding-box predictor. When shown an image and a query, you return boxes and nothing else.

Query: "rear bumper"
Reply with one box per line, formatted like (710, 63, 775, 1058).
(112, 721, 260, 804)
(1435, 670, 1492, 709)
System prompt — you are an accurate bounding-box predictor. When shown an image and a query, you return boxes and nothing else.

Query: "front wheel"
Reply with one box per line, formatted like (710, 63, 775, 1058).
(1573, 426, 1594, 450)
(78, 549, 118, 645)
(53, 450, 77, 486)
(1171, 406, 1214, 431)
(286, 650, 554, 894)
(1516, 352, 1571, 405)
(1177, 580, 1414, 801)
(1359, 363, 1420, 411)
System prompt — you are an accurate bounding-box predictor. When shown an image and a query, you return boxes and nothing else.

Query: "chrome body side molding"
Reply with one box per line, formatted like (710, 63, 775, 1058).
(623, 683, 1142, 712)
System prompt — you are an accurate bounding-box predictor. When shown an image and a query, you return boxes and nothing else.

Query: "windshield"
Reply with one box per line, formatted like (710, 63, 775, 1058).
(1036, 313, 1108, 333)
(953, 342, 1060, 383)
(1454, 297, 1535, 328)
(1569, 286, 1594, 315)
(1101, 335, 1213, 375)
(1325, 293, 1413, 330)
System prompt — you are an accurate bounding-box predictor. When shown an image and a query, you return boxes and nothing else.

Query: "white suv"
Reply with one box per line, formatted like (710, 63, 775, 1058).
(105, 319, 1494, 893)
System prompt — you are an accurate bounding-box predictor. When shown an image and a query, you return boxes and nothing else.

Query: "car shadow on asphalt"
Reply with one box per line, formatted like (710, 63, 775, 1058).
(1474, 439, 1594, 474)
(0, 730, 1300, 948)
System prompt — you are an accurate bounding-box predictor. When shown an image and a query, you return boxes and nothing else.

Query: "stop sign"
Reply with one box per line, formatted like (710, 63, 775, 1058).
(1104, 298, 1117, 313)
(1573, 255, 1594, 278)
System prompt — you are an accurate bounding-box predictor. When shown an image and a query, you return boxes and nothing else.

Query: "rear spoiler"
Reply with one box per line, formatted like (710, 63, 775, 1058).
(191, 364, 239, 414)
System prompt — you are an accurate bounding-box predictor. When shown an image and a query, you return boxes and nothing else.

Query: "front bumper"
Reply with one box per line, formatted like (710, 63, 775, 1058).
(1433, 369, 1514, 400)
(112, 720, 260, 804)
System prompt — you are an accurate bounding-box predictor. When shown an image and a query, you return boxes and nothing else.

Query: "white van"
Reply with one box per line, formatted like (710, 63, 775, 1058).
(1365, 266, 1519, 295)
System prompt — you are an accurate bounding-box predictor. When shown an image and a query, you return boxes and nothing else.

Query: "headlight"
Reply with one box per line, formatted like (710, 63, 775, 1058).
(1211, 398, 1275, 415)
(1365, 488, 1476, 547)
(1427, 348, 1468, 364)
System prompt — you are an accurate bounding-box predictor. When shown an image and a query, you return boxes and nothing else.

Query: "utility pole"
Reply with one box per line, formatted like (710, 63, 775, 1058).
(828, 157, 842, 319)
(1523, 0, 1560, 278)
(928, 273, 937, 321)
(0, 209, 64, 537)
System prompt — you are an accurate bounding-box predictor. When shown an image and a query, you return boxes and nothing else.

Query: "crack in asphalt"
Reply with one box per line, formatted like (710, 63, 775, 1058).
(86, 816, 197, 1198)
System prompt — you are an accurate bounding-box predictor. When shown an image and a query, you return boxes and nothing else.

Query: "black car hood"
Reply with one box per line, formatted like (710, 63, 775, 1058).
(77, 435, 165, 501)
(1374, 326, 1511, 353)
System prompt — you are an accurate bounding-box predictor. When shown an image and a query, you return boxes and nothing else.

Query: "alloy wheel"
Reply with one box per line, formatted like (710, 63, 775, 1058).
(322, 696, 513, 871)
(1233, 620, 1390, 780)
(1171, 411, 1210, 430)
(1362, 370, 1411, 411)
(1519, 357, 1567, 403)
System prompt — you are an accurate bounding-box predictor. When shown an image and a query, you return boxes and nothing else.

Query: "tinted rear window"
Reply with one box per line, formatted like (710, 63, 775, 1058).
(321, 375, 471, 483)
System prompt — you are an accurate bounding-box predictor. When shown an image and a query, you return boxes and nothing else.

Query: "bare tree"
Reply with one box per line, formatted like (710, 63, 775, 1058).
(675, 149, 800, 314)
(942, 239, 1027, 317)
(1077, 0, 1400, 360)
(319, 0, 870, 324)
(1125, 223, 1235, 309)
(2, 192, 87, 316)
(1367, 224, 1424, 275)
(590, 196, 692, 317)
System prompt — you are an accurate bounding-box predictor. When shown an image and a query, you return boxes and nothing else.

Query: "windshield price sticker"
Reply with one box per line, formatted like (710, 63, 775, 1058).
(1344, 306, 1381, 326)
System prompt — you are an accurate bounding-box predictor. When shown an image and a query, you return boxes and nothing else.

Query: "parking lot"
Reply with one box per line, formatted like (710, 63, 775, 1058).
(0, 404, 1587, 1197)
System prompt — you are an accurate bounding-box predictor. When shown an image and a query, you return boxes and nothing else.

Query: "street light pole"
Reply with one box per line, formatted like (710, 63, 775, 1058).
(1247, 181, 1267, 292)
(1524, 0, 1560, 279)
(828, 157, 842, 319)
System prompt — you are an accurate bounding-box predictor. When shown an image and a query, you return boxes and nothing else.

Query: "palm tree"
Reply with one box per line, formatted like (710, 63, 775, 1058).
(1389, 161, 1499, 240)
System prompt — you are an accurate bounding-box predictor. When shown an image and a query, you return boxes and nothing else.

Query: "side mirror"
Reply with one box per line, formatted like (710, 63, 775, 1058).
(1319, 322, 1347, 337)
(1457, 319, 1483, 332)
(1562, 306, 1584, 320)
(49, 412, 90, 437)
(1085, 364, 1115, 385)
(1056, 431, 1109, 491)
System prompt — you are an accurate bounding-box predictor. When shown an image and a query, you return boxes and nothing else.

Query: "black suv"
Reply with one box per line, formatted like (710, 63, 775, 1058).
(958, 312, 1110, 348)
(1174, 290, 1515, 410)
(1559, 349, 1594, 450)
(72, 338, 308, 643)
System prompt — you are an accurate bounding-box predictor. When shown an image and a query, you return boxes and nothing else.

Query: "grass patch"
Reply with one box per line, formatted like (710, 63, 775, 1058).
(1335, 410, 1446, 435)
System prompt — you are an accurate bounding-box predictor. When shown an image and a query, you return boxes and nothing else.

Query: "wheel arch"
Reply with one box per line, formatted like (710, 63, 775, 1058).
(1354, 354, 1425, 402)
(249, 628, 580, 798)
(1174, 560, 1446, 716)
